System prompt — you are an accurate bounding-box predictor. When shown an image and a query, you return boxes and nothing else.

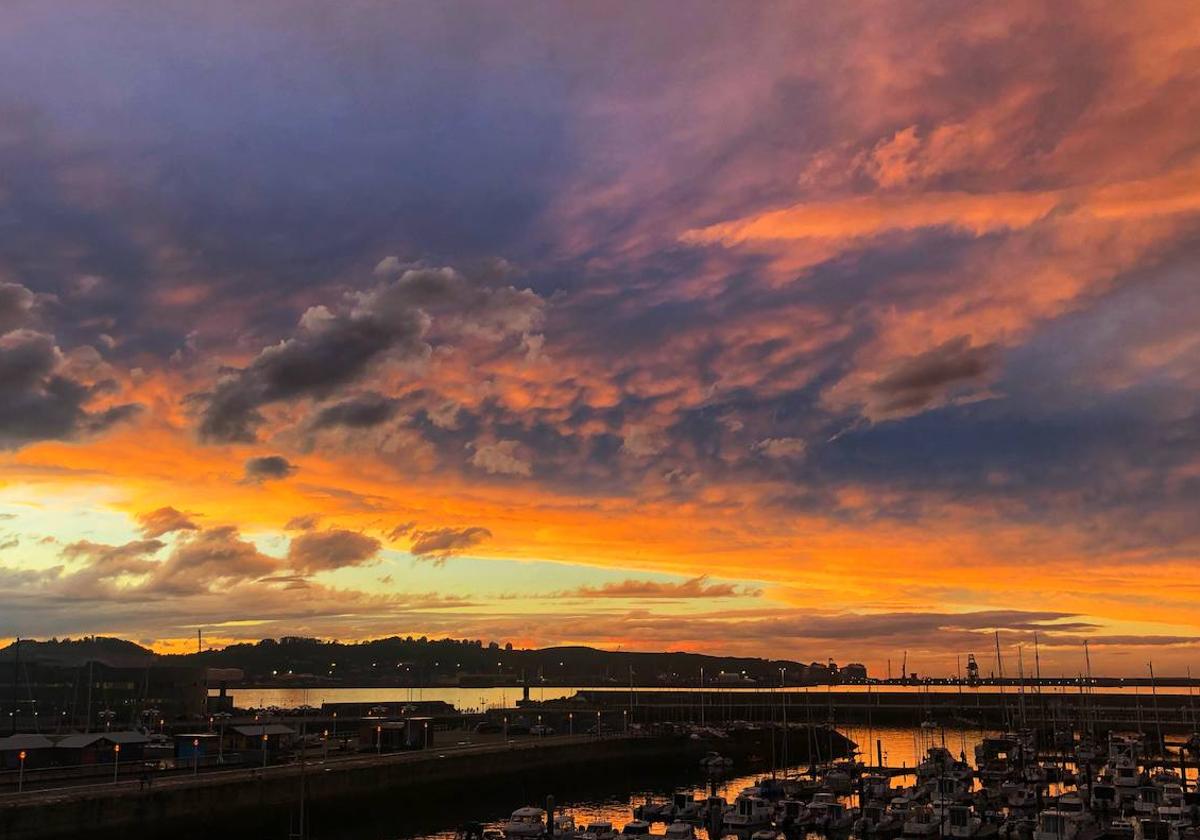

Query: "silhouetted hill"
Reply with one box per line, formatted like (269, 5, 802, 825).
(1, 636, 154, 668)
(158, 635, 865, 686)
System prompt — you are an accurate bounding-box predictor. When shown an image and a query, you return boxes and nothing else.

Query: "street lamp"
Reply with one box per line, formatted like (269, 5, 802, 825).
(18, 750, 25, 793)
(192, 738, 200, 775)
(262, 732, 268, 768)
(376, 724, 382, 755)
(424, 720, 429, 749)
(596, 710, 601, 738)
(322, 729, 329, 762)
(113, 743, 121, 784)
(568, 712, 573, 737)
(623, 709, 628, 734)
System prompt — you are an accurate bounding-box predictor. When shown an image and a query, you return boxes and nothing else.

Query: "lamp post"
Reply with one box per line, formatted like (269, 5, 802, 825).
(322, 729, 329, 762)
(424, 720, 429, 749)
(623, 709, 628, 735)
(113, 743, 121, 784)
(503, 715, 508, 741)
(262, 732, 268, 768)
(596, 710, 601, 738)
(193, 738, 200, 775)
(537, 714, 543, 737)
(568, 713, 573, 737)
(18, 750, 25, 793)
(376, 724, 382, 755)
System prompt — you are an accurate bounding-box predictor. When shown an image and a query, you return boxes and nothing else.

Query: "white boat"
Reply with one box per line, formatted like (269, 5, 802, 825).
(580, 821, 616, 840)
(671, 792, 703, 822)
(1032, 809, 1094, 840)
(502, 808, 547, 839)
(750, 832, 781, 840)
(664, 823, 695, 840)
(856, 803, 904, 837)
(725, 794, 773, 831)
(1090, 781, 1119, 812)
(903, 806, 945, 837)
(862, 774, 894, 803)
(633, 799, 673, 823)
(947, 805, 982, 838)
(1157, 784, 1188, 824)
(1134, 786, 1164, 818)
(1134, 820, 1171, 840)
(620, 820, 651, 837)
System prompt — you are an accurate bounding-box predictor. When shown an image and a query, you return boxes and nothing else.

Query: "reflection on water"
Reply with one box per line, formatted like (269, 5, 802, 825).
(320, 726, 991, 840)
(213, 683, 1196, 712)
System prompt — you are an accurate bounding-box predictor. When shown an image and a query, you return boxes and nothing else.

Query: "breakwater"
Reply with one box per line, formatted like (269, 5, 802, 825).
(0, 728, 850, 840)
(564, 687, 1200, 733)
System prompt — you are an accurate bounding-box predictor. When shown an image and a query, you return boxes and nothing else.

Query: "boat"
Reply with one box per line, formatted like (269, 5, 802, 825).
(855, 803, 904, 838)
(947, 805, 983, 838)
(579, 821, 616, 840)
(903, 805, 946, 837)
(1134, 820, 1171, 840)
(1032, 809, 1095, 840)
(670, 792, 704, 822)
(1105, 818, 1137, 840)
(1091, 782, 1119, 814)
(502, 808, 547, 839)
(1134, 787, 1164, 819)
(725, 794, 773, 831)
(633, 798, 674, 823)
(620, 820, 651, 837)
(664, 823, 695, 840)
(699, 751, 733, 770)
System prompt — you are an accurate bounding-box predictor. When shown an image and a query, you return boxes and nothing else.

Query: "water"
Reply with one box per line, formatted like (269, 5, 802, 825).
(286, 725, 990, 840)
(212, 683, 1200, 712)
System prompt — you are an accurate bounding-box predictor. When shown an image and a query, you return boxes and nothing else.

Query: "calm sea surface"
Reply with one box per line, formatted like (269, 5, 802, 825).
(213, 683, 1200, 713)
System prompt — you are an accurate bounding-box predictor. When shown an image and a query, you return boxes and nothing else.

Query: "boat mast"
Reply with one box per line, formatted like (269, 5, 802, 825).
(1017, 644, 1028, 733)
(1083, 640, 1095, 738)
(9, 636, 17, 735)
(1149, 660, 1163, 760)
(994, 631, 1008, 730)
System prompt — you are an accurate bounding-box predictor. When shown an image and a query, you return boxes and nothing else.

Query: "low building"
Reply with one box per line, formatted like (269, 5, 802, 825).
(173, 732, 221, 762)
(55, 731, 149, 765)
(359, 717, 435, 751)
(0, 734, 54, 769)
(227, 723, 295, 755)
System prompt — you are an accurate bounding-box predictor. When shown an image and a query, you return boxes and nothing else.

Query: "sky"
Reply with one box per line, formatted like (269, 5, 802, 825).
(1, 1, 1199, 676)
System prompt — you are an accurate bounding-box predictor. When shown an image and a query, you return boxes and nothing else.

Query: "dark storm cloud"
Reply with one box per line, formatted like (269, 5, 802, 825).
(0, 283, 37, 333)
(242, 455, 297, 483)
(870, 336, 997, 415)
(0, 328, 140, 450)
(310, 392, 399, 430)
(286, 529, 381, 573)
(195, 266, 543, 442)
(409, 526, 492, 560)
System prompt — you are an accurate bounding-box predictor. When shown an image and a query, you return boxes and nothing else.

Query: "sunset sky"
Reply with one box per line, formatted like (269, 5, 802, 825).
(2, 2, 1199, 676)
